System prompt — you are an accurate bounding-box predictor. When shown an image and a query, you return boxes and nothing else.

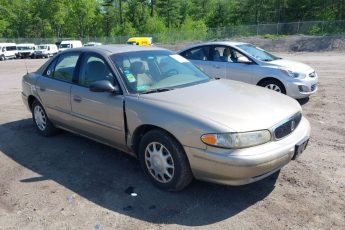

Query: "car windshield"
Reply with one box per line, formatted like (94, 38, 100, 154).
(17, 46, 33, 50)
(38, 45, 47, 49)
(236, 44, 280, 62)
(111, 50, 211, 94)
(60, 44, 71, 48)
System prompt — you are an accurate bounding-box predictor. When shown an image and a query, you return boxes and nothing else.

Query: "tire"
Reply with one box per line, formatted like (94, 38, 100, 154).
(258, 79, 286, 94)
(139, 129, 193, 191)
(31, 100, 58, 137)
(0, 55, 5, 61)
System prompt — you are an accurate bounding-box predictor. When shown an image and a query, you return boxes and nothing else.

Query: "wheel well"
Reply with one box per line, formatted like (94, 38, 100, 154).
(131, 125, 181, 157)
(28, 95, 37, 111)
(257, 77, 286, 90)
(257, 77, 281, 86)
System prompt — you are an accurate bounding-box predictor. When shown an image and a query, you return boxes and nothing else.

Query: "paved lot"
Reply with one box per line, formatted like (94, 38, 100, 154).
(0, 53, 344, 229)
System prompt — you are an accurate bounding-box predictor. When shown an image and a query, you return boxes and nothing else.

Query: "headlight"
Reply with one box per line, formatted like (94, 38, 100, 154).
(201, 130, 271, 149)
(280, 68, 306, 79)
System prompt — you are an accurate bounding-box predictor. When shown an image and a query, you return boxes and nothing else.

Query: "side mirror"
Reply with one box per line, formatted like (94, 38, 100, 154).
(89, 80, 119, 94)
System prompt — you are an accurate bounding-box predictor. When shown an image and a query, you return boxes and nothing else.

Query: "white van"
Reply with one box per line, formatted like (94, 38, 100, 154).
(17, 43, 37, 58)
(33, 44, 58, 58)
(59, 40, 82, 52)
(0, 43, 17, 60)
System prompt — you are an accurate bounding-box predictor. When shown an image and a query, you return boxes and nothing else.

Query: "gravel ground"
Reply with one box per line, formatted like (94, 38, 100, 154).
(0, 52, 344, 230)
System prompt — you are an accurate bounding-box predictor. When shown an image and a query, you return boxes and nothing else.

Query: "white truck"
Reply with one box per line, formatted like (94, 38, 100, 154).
(58, 40, 82, 52)
(0, 43, 17, 61)
(17, 43, 37, 59)
(33, 44, 58, 58)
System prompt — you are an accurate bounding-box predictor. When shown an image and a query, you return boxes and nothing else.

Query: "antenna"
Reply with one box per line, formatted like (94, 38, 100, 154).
(24, 59, 29, 74)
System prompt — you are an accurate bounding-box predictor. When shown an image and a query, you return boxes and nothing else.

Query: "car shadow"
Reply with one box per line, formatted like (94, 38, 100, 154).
(0, 118, 278, 226)
(297, 97, 310, 105)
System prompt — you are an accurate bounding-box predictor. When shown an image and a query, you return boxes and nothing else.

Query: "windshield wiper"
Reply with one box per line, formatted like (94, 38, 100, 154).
(141, 88, 174, 94)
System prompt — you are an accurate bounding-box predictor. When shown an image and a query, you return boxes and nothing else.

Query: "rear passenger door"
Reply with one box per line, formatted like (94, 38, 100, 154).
(36, 52, 81, 128)
(180, 45, 212, 74)
(70, 53, 126, 149)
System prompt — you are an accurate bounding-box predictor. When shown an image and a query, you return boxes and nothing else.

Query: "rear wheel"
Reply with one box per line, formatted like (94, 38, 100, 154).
(139, 129, 193, 191)
(31, 100, 58, 136)
(259, 79, 286, 94)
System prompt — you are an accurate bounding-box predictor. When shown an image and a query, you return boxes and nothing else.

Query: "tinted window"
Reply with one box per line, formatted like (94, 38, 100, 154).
(52, 53, 80, 83)
(181, 46, 210, 61)
(79, 55, 115, 87)
(6, 46, 17, 51)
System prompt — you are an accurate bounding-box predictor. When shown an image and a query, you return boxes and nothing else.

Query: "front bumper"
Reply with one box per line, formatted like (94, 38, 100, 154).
(184, 117, 310, 186)
(285, 73, 318, 99)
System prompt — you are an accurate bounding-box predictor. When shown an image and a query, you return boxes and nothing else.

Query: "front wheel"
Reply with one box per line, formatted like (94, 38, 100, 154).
(0, 55, 5, 61)
(32, 100, 58, 137)
(259, 79, 286, 94)
(139, 130, 193, 191)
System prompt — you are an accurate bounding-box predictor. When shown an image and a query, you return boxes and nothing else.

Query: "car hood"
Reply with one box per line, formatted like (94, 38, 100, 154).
(139, 80, 301, 132)
(268, 59, 313, 73)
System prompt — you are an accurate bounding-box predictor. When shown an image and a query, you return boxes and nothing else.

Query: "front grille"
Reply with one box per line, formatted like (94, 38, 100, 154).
(309, 72, 316, 78)
(274, 113, 302, 140)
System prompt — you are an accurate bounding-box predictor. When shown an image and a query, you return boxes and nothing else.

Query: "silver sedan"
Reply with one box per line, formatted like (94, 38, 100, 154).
(22, 45, 310, 191)
(178, 41, 318, 99)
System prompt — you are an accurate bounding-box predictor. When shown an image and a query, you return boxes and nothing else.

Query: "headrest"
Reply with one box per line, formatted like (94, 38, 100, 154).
(130, 61, 145, 75)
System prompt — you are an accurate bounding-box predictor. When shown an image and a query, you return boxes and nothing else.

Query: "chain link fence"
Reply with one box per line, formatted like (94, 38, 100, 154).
(1, 20, 345, 45)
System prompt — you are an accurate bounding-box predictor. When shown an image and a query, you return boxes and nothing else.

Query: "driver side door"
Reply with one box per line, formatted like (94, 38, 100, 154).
(70, 52, 126, 149)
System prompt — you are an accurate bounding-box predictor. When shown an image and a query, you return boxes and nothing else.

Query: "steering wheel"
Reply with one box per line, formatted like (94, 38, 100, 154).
(162, 69, 179, 77)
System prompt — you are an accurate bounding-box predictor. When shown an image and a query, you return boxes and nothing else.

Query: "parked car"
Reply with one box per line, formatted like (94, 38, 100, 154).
(0, 43, 17, 60)
(58, 40, 82, 52)
(178, 42, 318, 99)
(84, 42, 103, 47)
(17, 43, 37, 58)
(126, 37, 152, 46)
(22, 45, 310, 191)
(33, 44, 58, 58)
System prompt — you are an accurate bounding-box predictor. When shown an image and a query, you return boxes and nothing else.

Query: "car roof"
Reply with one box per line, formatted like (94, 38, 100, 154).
(178, 41, 249, 52)
(63, 44, 168, 56)
(17, 43, 36, 46)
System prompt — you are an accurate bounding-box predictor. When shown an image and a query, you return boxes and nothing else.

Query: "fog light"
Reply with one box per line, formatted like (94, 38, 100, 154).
(298, 85, 309, 92)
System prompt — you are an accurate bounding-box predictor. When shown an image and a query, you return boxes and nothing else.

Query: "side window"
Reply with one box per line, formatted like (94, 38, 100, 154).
(79, 55, 114, 87)
(212, 46, 235, 63)
(232, 49, 252, 63)
(51, 53, 80, 83)
(44, 58, 58, 77)
(181, 46, 210, 61)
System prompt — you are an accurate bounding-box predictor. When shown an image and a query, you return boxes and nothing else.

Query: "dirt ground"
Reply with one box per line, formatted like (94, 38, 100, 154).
(0, 52, 344, 230)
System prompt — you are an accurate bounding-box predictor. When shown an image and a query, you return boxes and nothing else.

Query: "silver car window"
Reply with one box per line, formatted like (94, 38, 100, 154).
(52, 53, 80, 83)
(79, 55, 114, 87)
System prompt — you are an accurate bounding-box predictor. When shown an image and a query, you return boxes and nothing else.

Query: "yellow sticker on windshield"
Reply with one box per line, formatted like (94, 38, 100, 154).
(124, 70, 136, 83)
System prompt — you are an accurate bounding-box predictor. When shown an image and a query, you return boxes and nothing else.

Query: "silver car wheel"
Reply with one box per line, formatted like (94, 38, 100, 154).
(145, 142, 175, 183)
(265, 84, 282, 92)
(34, 105, 47, 131)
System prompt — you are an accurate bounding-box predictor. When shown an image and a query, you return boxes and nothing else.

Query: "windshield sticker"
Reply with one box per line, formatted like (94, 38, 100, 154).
(170, 54, 189, 63)
(124, 70, 136, 83)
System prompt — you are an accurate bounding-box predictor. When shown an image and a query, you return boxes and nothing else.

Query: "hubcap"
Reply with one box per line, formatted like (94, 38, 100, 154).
(34, 105, 47, 131)
(265, 83, 282, 92)
(145, 142, 174, 183)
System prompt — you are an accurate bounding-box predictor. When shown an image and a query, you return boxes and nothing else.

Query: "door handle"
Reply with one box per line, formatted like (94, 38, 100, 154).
(73, 96, 82, 102)
(214, 65, 221, 69)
